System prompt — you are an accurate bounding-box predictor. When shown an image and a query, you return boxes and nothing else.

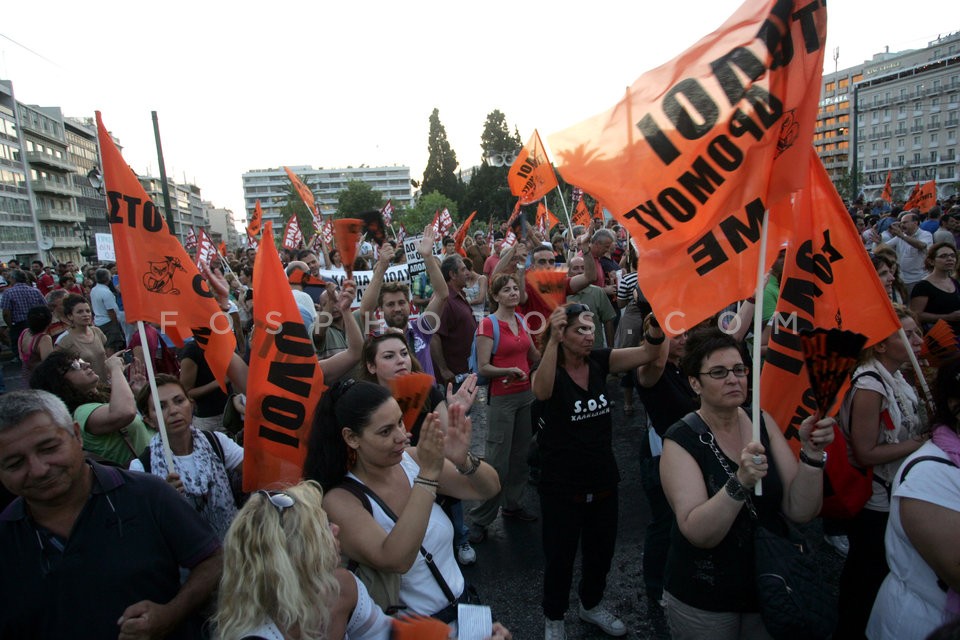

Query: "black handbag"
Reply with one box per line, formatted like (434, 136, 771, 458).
(754, 514, 836, 640)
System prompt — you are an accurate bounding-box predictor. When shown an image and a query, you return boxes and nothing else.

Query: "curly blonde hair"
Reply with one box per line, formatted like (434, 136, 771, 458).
(214, 481, 341, 640)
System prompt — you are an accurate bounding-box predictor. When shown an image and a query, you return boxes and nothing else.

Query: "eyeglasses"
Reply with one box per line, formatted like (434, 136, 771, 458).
(699, 364, 750, 379)
(67, 359, 91, 371)
(565, 303, 590, 316)
(935, 253, 957, 260)
(257, 490, 295, 519)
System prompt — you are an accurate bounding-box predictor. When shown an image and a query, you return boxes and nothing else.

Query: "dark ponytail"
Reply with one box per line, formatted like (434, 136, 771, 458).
(303, 380, 393, 492)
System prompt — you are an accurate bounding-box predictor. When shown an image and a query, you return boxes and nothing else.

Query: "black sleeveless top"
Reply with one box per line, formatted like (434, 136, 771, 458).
(662, 412, 784, 612)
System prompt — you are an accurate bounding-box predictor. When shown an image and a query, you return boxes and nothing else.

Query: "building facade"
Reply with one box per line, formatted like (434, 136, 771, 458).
(241, 165, 412, 229)
(0, 80, 36, 264)
(138, 177, 209, 245)
(205, 201, 240, 250)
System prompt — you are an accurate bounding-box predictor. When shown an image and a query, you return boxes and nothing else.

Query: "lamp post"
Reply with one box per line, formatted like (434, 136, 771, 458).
(74, 222, 96, 261)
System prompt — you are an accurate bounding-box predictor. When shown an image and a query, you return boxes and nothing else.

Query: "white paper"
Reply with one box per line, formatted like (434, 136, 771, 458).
(457, 604, 492, 640)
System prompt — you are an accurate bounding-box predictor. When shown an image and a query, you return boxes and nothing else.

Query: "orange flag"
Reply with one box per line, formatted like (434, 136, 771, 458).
(592, 200, 604, 221)
(881, 171, 893, 203)
(549, 0, 827, 334)
(95, 112, 236, 388)
(247, 200, 263, 237)
(453, 210, 478, 257)
(760, 149, 901, 450)
(904, 179, 936, 213)
(572, 199, 591, 228)
(388, 373, 436, 432)
(218, 241, 227, 258)
(283, 167, 323, 232)
(243, 221, 325, 491)
(508, 129, 559, 205)
(526, 269, 569, 311)
(536, 202, 560, 236)
(333, 218, 363, 279)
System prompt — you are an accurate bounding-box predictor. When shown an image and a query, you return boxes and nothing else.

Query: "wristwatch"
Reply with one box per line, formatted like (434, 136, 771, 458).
(799, 448, 827, 468)
(456, 452, 481, 476)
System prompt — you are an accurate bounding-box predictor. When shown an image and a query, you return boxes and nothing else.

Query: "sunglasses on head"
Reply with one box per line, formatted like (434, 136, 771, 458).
(257, 490, 295, 519)
(565, 303, 590, 316)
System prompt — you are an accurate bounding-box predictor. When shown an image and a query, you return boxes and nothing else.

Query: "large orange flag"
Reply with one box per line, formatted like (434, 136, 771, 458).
(244, 221, 325, 491)
(572, 199, 591, 228)
(333, 218, 363, 279)
(881, 171, 893, 203)
(508, 129, 558, 205)
(453, 210, 478, 257)
(761, 149, 900, 449)
(549, 0, 827, 334)
(247, 200, 263, 237)
(283, 166, 323, 232)
(904, 179, 936, 213)
(95, 112, 236, 388)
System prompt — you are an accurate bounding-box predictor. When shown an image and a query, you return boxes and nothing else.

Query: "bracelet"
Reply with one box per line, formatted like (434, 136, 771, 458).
(799, 448, 827, 469)
(724, 476, 747, 501)
(413, 480, 437, 495)
(455, 452, 481, 476)
(643, 331, 665, 346)
(414, 475, 439, 487)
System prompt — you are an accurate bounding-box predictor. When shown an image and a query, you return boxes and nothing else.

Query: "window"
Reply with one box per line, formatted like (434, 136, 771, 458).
(931, 132, 939, 144)
(948, 148, 956, 160)
(931, 150, 938, 162)
(914, 153, 922, 164)
(883, 157, 890, 168)
(897, 154, 904, 166)
(897, 138, 905, 150)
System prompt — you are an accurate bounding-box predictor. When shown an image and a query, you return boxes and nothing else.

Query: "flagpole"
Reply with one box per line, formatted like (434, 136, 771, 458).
(750, 210, 771, 497)
(137, 321, 175, 470)
(899, 328, 935, 413)
(151, 111, 176, 237)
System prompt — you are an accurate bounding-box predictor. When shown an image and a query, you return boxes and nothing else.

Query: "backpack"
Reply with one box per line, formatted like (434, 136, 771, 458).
(467, 312, 523, 386)
(821, 370, 891, 519)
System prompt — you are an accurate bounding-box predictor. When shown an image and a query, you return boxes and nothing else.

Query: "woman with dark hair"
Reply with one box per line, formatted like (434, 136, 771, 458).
(659, 326, 834, 639)
(17, 305, 53, 375)
(909, 242, 960, 331)
(867, 358, 960, 639)
(44, 288, 70, 342)
(54, 294, 109, 379)
(329, 249, 343, 270)
(873, 247, 910, 305)
(55, 273, 84, 296)
(30, 349, 153, 466)
(302, 380, 499, 620)
(532, 304, 665, 639)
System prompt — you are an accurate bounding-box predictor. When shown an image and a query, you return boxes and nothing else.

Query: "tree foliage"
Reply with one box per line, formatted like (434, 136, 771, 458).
(421, 108, 464, 203)
(831, 165, 865, 203)
(399, 191, 458, 234)
(337, 180, 384, 217)
(461, 109, 523, 222)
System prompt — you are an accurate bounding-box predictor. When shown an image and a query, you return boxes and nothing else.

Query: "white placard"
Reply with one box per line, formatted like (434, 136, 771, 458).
(318, 264, 411, 307)
(95, 233, 115, 261)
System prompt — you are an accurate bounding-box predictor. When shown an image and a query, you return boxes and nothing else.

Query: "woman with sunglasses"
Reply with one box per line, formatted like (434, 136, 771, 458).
(29, 349, 153, 466)
(303, 380, 499, 621)
(130, 374, 243, 540)
(532, 303, 665, 639)
(659, 326, 833, 640)
(835, 304, 929, 638)
(909, 242, 960, 331)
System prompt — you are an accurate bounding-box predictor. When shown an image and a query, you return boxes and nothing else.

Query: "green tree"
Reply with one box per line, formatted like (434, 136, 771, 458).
(461, 109, 523, 221)
(275, 176, 316, 240)
(399, 191, 458, 235)
(337, 180, 384, 217)
(831, 165, 865, 202)
(421, 108, 464, 202)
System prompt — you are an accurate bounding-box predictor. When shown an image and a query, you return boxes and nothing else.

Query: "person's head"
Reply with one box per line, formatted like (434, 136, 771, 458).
(681, 327, 748, 409)
(361, 332, 422, 386)
(0, 390, 85, 506)
(58, 274, 77, 289)
(590, 228, 616, 258)
(136, 374, 194, 435)
(329, 249, 342, 266)
(10, 269, 28, 285)
(872, 254, 896, 291)
(26, 305, 52, 335)
(377, 282, 411, 329)
(285, 261, 309, 289)
(296, 250, 320, 276)
(863, 304, 922, 367)
(8, 259, 19, 270)
(541, 303, 596, 364)
(567, 256, 585, 277)
(46, 288, 68, 316)
(31, 260, 43, 275)
(932, 358, 960, 431)
(30, 350, 103, 410)
(898, 210, 920, 234)
(303, 380, 405, 491)
(924, 242, 958, 274)
(462, 257, 475, 274)
(94, 268, 111, 285)
(551, 235, 565, 254)
(531, 244, 555, 270)
(488, 273, 521, 312)
(440, 255, 467, 288)
(62, 294, 92, 328)
(854, 217, 866, 232)
(944, 214, 960, 233)
(215, 481, 341, 640)
(442, 236, 456, 254)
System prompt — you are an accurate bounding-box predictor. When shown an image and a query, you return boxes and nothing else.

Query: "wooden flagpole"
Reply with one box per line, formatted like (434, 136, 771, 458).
(750, 210, 771, 496)
(137, 321, 175, 470)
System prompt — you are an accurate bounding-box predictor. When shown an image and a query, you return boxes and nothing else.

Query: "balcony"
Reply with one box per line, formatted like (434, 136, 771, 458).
(946, 119, 959, 128)
(25, 151, 75, 173)
(35, 207, 83, 223)
(31, 179, 80, 197)
(51, 236, 84, 249)
(928, 121, 942, 130)
(910, 125, 925, 133)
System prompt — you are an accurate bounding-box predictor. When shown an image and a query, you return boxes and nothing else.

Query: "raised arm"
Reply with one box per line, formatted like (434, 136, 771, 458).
(567, 233, 594, 294)
(357, 243, 395, 321)
(84, 353, 138, 435)
(319, 283, 362, 381)
(420, 226, 449, 330)
(531, 308, 565, 401)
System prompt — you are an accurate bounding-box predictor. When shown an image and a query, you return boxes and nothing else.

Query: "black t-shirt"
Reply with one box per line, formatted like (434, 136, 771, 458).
(911, 278, 960, 331)
(538, 349, 620, 493)
(662, 414, 784, 612)
(635, 363, 698, 437)
(181, 340, 230, 418)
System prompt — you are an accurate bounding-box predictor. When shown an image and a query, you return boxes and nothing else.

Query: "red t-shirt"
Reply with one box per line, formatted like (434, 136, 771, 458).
(478, 314, 532, 396)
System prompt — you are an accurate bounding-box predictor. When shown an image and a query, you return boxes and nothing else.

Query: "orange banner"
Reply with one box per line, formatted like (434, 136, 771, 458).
(536, 202, 560, 236)
(904, 179, 936, 213)
(572, 199, 591, 228)
(760, 150, 901, 449)
(508, 129, 558, 205)
(247, 200, 263, 237)
(453, 210, 478, 257)
(243, 221, 325, 491)
(218, 241, 227, 258)
(526, 269, 569, 311)
(283, 166, 323, 231)
(549, 0, 827, 334)
(881, 171, 892, 203)
(334, 218, 363, 279)
(388, 373, 436, 432)
(95, 112, 236, 389)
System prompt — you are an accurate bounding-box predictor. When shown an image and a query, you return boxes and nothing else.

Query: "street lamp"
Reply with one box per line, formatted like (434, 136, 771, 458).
(74, 222, 96, 260)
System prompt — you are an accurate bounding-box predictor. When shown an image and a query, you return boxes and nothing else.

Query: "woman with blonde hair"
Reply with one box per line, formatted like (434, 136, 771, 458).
(215, 480, 390, 640)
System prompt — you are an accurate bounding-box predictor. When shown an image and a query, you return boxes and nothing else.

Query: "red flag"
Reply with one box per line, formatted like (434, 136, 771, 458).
(247, 200, 263, 237)
(549, 0, 827, 334)
(243, 221, 325, 491)
(881, 171, 893, 203)
(184, 226, 198, 252)
(194, 228, 217, 270)
(439, 208, 454, 236)
(320, 219, 334, 246)
(282, 215, 304, 250)
(333, 218, 363, 279)
(904, 180, 936, 213)
(761, 149, 901, 450)
(381, 200, 394, 225)
(431, 209, 441, 235)
(508, 129, 559, 204)
(95, 112, 235, 389)
(397, 224, 407, 244)
(218, 241, 227, 258)
(246, 231, 259, 251)
(453, 210, 478, 257)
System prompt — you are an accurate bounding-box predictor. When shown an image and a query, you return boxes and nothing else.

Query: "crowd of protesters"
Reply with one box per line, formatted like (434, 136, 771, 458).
(0, 192, 959, 639)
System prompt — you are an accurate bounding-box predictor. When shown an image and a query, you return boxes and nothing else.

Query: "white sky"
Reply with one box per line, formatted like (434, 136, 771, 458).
(1, 0, 955, 229)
